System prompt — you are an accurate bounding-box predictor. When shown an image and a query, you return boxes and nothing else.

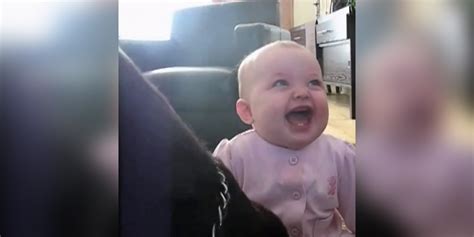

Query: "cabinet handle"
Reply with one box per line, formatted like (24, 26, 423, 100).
(317, 29, 333, 35)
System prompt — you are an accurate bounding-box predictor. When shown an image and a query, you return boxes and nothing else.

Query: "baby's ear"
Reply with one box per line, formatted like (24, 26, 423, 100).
(236, 99, 253, 125)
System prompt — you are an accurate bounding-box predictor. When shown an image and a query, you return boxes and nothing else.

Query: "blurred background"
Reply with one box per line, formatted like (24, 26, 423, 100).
(1, 1, 118, 236)
(357, 0, 473, 236)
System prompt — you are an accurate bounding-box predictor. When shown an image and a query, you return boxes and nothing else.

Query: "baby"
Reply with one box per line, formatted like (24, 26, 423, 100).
(213, 41, 355, 237)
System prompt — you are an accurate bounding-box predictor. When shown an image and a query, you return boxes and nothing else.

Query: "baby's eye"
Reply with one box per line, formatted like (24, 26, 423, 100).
(308, 79, 322, 88)
(273, 79, 289, 88)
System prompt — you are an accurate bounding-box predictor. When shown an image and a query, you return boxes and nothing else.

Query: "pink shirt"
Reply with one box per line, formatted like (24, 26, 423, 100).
(213, 129, 355, 237)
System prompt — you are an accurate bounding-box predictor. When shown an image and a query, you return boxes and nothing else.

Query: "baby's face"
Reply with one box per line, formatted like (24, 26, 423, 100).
(245, 46, 328, 150)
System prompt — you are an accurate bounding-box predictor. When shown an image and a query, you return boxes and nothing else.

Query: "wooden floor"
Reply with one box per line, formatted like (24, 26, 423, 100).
(324, 93, 356, 144)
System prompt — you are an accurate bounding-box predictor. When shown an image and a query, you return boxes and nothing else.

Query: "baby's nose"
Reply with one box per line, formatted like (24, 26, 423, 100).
(292, 87, 310, 100)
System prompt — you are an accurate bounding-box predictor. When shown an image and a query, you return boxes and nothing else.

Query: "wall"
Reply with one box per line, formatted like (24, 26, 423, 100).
(293, 0, 316, 26)
(319, 0, 332, 17)
(292, 0, 332, 27)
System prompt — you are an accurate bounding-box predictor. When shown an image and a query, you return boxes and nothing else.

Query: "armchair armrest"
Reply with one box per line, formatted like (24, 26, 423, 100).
(234, 23, 291, 58)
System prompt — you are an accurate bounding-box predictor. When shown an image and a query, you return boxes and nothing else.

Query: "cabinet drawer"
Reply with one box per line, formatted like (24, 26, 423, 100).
(290, 26, 306, 46)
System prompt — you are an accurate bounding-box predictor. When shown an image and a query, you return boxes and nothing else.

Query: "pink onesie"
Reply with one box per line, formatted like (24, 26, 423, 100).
(213, 129, 355, 237)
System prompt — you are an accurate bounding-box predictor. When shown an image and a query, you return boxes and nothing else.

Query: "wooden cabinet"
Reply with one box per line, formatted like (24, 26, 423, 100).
(290, 21, 316, 56)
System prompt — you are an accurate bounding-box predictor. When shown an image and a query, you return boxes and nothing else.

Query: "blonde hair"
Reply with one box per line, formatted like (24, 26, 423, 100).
(237, 41, 307, 99)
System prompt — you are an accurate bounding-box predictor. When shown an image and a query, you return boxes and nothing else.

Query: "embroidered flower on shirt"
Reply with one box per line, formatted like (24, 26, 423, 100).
(327, 176, 337, 196)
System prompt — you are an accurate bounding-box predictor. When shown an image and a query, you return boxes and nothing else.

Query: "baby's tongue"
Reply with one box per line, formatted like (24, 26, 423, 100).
(286, 112, 311, 126)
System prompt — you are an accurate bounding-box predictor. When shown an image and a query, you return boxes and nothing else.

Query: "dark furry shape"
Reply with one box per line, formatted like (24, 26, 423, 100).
(356, 182, 407, 237)
(119, 49, 288, 237)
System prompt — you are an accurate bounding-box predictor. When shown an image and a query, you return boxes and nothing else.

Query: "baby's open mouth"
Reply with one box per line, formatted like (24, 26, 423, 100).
(285, 106, 313, 127)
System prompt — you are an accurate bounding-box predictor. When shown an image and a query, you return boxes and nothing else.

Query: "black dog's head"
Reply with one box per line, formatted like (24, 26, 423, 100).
(119, 50, 288, 237)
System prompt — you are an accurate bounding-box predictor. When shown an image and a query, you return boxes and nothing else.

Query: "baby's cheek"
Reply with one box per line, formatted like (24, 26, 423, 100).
(262, 99, 284, 113)
(314, 102, 329, 128)
(315, 97, 329, 114)
(252, 101, 281, 124)
(312, 90, 327, 101)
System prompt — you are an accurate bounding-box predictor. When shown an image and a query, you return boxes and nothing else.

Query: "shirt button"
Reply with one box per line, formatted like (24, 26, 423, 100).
(292, 191, 301, 200)
(289, 156, 298, 165)
(290, 227, 301, 237)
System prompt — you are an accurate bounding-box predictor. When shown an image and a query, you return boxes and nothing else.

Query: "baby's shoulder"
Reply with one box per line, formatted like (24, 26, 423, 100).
(312, 135, 356, 173)
(309, 135, 356, 167)
(215, 129, 259, 154)
(226, 129, 260, 146)
(316, 134, 355, 153)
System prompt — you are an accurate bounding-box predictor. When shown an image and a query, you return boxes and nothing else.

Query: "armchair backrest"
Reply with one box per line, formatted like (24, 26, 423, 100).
(171, 1, 279, 67)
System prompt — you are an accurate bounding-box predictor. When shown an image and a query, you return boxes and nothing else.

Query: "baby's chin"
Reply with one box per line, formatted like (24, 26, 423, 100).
(283, 137, 318, 150)
(254, 124, 324, 150)
(285, 126, 325, 149)
(270, 133, 321, 150)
